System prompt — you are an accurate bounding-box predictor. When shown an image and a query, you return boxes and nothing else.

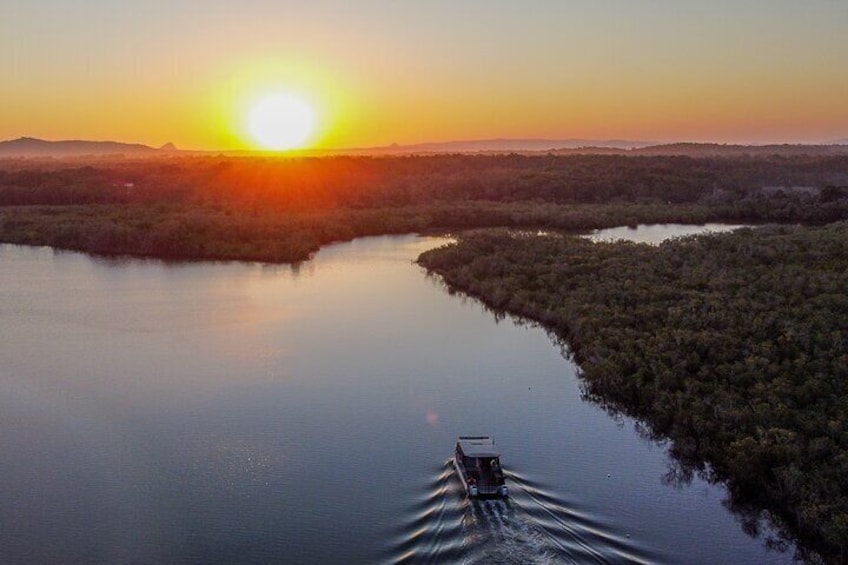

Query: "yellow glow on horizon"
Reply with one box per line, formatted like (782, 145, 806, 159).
(201, 57, 356, 151)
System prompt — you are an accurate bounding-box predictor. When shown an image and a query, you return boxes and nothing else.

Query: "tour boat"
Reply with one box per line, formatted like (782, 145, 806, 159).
(453, 436, 508, 498)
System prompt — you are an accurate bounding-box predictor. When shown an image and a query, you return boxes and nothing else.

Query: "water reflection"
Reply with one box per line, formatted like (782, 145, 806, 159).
(0, 235, 794, 564)
(586, 223, 747, 245)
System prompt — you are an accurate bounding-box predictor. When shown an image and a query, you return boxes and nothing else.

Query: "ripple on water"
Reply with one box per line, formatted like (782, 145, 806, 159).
(383, 462, 665, 564)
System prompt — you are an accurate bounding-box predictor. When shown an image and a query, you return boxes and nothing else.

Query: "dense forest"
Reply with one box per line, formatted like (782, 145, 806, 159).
(2, 153, 848, 208)
(2, 153, 848, 261)
(418, 225, 848, 562)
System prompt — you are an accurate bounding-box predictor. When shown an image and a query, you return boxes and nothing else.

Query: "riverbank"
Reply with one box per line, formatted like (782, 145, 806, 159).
(418, 224, 848, 562)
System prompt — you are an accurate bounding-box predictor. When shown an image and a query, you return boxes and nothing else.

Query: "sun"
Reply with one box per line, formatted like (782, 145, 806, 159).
(248, 93, 315, 150)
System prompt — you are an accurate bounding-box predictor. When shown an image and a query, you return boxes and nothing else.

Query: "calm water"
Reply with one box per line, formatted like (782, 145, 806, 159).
(587, 223, 747, 244)
(0, 229, 792, 564)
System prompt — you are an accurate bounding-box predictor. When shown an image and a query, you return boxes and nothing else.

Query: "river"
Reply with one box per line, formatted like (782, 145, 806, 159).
(0, 225, 793, 563)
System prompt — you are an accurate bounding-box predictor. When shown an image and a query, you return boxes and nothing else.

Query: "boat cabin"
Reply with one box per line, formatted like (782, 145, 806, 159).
(454, 436, 507, 497)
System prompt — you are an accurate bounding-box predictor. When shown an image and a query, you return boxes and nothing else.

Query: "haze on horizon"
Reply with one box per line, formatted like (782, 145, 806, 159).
(2, 0, 847, 151)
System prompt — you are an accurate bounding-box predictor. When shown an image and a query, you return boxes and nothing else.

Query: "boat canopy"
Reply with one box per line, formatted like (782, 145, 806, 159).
(457, 436, 501, 458)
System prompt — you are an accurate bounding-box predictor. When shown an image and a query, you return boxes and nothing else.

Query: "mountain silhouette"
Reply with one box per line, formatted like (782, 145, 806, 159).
(0, 137, 177, 157)
(359, 138, 655, 154)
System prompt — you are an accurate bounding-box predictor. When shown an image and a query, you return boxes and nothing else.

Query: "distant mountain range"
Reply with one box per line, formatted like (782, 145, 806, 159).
(354, 138, 658, 154)
(0, 136, 657, 157)
(319, 138, 848, 156)
(0, 137, 176, 157)
(620, 142, 848, 157)
(335, 139, 848, 158)
(3, 136, 848, 158)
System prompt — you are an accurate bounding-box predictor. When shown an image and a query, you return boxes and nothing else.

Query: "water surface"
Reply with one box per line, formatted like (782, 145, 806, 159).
(587, 223, 747, 244)
(0, 233, 792, 563)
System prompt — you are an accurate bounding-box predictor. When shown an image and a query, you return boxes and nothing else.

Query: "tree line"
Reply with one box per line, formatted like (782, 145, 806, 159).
(2, 153, 848, 210)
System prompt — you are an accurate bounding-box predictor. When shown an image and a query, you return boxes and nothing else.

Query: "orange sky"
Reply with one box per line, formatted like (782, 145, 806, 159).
(2, 1, 847, 150)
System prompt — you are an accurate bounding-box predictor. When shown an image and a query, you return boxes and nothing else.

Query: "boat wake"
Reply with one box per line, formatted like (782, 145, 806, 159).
(383, 461, 661, 564)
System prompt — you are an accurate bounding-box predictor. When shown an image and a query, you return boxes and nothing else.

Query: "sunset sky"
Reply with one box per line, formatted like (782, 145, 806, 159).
(2, 0, 847, 150)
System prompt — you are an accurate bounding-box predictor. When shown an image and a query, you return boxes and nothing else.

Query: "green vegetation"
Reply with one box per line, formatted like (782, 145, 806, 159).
(2, 153, 848, 262)
(0, 201, 759, 263)
(2, 153, 848, 212)
(418, 225, 848, 562)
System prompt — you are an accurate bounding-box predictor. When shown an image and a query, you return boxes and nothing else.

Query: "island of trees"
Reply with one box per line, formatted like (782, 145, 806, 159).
(3, 149, 848, 561)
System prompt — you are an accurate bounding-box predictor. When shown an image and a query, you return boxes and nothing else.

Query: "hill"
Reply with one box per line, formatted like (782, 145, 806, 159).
(338, 140, 848, 157)
(628, 143, 848, 157)
(336, 138, 656, 154)
(0, 137, 174, 157)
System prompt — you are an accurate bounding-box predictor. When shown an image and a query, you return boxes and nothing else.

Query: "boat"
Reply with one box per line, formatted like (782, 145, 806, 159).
(453, 436, 508, 498)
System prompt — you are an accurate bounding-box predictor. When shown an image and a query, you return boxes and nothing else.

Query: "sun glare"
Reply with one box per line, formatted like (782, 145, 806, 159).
(248, 93, 315, 151)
